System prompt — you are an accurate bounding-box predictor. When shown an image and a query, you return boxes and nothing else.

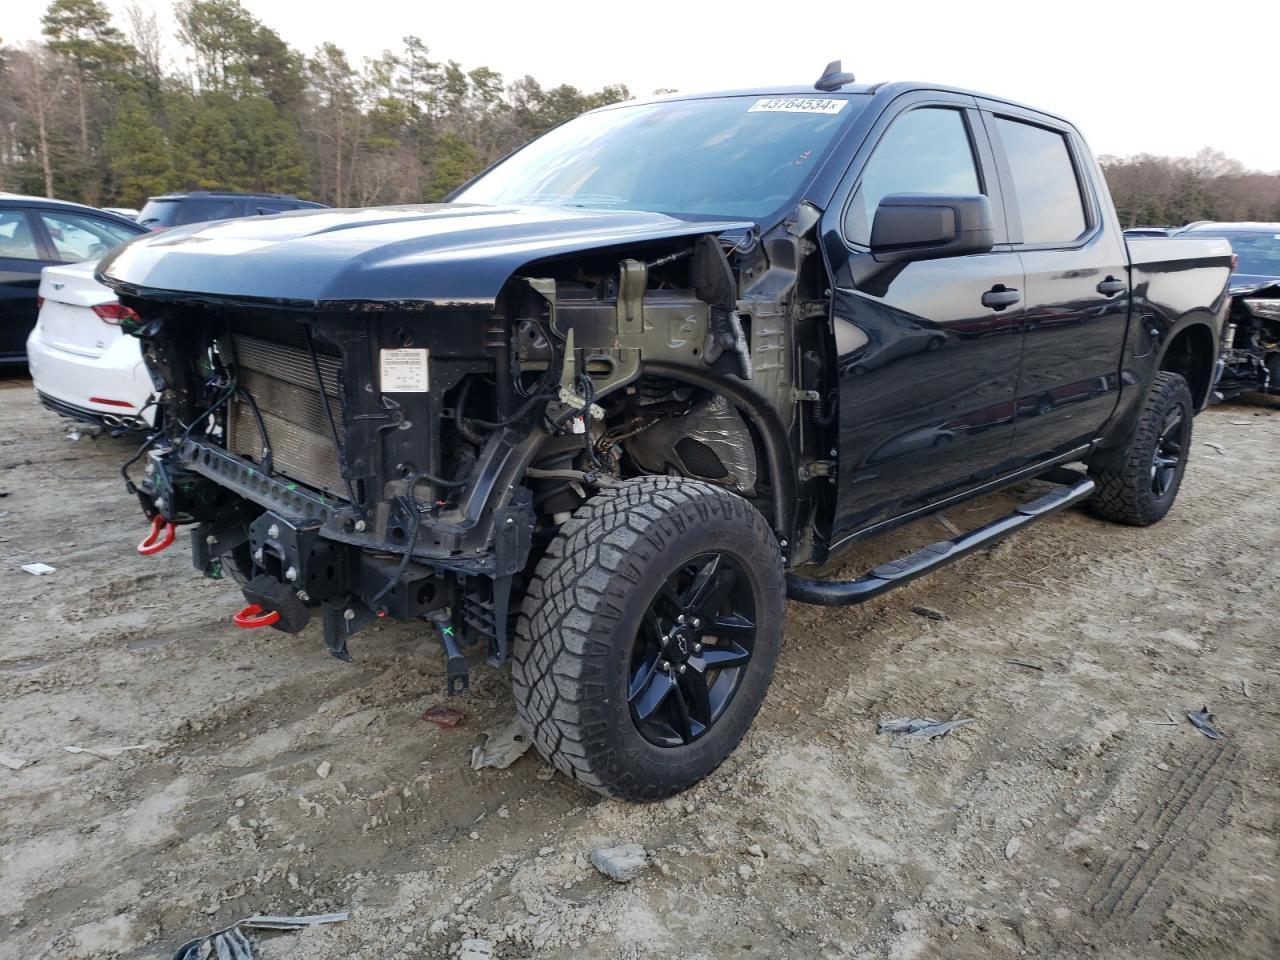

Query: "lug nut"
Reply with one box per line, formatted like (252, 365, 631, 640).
(343, 608, 355, 621)
(296, 590, 310, 602)
(690, 617, 701, 629)
(693, 643, 702, 653)
(660, 660, 671, 672)
(253, 548, 264, 563)
(205, 534, 217, 545)
(284, 566, 297, 582)
(660, 635, 669, 646)
(677, 614, 686, 624)
(267, 524, 279, 538)
(354, 520, 367, 532)
(677, 664, 687, 674)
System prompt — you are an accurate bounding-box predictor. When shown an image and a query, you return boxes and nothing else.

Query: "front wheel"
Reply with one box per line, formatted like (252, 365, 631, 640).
(511, 477, 785, 800)
(1088, 371, 1194, 526)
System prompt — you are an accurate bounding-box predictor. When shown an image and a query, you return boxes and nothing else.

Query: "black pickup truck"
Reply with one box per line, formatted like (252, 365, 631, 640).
(99, 65, 1232, 800)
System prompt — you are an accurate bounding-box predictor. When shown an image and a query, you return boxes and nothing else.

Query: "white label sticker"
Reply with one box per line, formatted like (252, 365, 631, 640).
(380, 348, 429, 393)
(748, 97, 847, 115)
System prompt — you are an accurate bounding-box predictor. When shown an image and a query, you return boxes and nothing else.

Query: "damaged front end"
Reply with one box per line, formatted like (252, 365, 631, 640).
(106, 212, 832, 690)
(1217, 283, 1280, 400)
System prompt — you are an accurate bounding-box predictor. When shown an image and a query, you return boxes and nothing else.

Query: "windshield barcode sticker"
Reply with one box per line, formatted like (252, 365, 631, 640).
(748, 97, 847, 115)
(380, 348, 429, 392)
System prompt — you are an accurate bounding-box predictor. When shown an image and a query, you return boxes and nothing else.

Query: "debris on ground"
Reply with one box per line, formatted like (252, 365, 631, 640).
(876, 717, 975, 738)
(170, 913, 348, 960)
(1203, 441, 1226, 454)
(457, 938, 494, 960)
(470, 716, 532, 770)
(590, 843, 648, 882)
(64, 743, 155, 759)
(911, 606, 949, 621)
(421, 705, 466, 728)
(66, 430, 82, 442)
(1005, 658, 1045, 671)
(1, 754, 29, 770)
(1187, 706, 1224, 739)
(240, 913, 349, 930)
(316, 760, 331, 778)
(1005, 836, 1022, 860)
(21, 562, 56, 576)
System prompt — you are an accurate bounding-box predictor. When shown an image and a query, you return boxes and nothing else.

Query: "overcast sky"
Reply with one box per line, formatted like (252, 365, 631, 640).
(7, 0, 1278, 171)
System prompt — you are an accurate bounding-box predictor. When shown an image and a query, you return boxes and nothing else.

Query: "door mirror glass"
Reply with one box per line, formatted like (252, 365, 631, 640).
(870, 194, 995, 263)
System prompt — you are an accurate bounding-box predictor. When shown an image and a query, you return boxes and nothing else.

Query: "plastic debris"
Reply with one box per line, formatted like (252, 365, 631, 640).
(21, 562, 56, 576)
(470, 716, 532, 770)
(1202, 441, 1225, 454)
(1005, 836, 1022, 860)
(64, 743, 155, 759)
(240, 913, 349, 930)
(911, 606, 949, 621)
(1005, 658, 1045, 671)
(170, 913, 348, 960)
(876, 717, 975, 738)
(1186, 706, 1223, 740)
(421, 705, 466, 728)
(458, 938, 494, 960)
(315, 760, 331, 779)
(66, 430, 82, 441)
(590, 843, 648, 882)
(1, 754, 29, 770)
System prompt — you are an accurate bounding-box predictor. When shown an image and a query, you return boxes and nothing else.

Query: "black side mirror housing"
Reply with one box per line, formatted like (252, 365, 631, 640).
(870, 194, 995, 263)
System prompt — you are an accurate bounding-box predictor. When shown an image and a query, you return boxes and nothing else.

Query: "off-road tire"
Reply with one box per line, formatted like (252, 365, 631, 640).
(511, 476, 785, 800)
(1088, 371, 1194, 526)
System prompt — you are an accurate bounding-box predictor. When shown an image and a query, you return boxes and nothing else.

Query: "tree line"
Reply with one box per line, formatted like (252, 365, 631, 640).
(0, 0, 629, 207)
(1, 1, 1277, 223)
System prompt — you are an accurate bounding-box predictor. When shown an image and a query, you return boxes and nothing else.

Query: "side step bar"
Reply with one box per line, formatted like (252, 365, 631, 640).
(786, 468, 1095, 607)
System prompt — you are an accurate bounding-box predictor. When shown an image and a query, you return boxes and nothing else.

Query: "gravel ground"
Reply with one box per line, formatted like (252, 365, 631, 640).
(2, 374, 1277, 960)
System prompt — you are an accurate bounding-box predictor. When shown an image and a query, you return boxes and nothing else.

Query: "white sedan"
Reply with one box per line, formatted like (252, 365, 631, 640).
(26, 259, 155, 431)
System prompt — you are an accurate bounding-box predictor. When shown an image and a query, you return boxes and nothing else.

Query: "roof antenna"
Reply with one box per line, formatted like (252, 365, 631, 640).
(815, 60, 855, 92)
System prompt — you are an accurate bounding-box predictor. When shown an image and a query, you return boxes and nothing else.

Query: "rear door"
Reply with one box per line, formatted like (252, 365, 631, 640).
(0, 207, 54, 361)
(980, 104, 1131, 462)
(820, 92, 1026, 539)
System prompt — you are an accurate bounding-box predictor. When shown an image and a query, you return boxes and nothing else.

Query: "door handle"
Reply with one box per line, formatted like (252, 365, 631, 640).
(981, 286, 1021, 310)
(1096, 276, 1126, 296)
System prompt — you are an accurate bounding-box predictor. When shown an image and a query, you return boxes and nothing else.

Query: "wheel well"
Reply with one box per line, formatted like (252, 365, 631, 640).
(1159, 323, 1216, 409)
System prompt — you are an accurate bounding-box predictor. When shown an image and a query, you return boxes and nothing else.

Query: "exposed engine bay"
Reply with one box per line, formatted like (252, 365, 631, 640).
(1217, 283, 1280, 400)
(117, 214, 833, 679)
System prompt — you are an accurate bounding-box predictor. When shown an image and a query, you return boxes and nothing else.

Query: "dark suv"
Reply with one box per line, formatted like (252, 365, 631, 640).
(137, 191, 327, 231)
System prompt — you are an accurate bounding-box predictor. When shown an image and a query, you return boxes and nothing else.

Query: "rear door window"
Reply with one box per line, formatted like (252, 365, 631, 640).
(843, 107, 982, 246)
(0, 210, 42, 260)
(138, 197, 244, 228)
(38, 211, 139, 262)
(995, 118, 1088, 245)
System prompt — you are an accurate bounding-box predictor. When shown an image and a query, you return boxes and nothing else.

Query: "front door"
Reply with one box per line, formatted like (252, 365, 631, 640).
(821, 97, 1026, 541)
(0, 209, 48, 361)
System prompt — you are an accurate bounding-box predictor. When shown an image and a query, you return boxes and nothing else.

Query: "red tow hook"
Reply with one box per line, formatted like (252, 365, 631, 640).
(137, 515, 176, 556)
(233, 604, 281, 629)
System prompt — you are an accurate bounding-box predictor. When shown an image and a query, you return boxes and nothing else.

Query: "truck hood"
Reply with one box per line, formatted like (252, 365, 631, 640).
(96, 203, 754, 308)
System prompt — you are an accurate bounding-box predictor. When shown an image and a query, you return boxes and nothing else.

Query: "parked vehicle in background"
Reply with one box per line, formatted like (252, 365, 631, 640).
(0, 193, 144, 364)
(27, 260, 155, 431)
(100, 70, 1231, 801)
(102, 207, 141, 221)
(1123, 226, 1175, 238)
(1172, 223, 1280, 400)
(1175, 222, 1280, 288)
(137, 191, 327, 231)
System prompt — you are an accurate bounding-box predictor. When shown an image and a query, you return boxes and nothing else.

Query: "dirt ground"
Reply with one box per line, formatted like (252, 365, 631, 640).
(2, 372, 1277, 960)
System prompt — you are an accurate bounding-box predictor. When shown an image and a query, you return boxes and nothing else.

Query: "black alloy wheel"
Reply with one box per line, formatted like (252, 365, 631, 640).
(1150, 405, 1188, 497)
(627, 553, 757, 748)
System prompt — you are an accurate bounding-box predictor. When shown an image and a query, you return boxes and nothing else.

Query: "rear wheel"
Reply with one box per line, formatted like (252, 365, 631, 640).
(1088, 371, 1194, 526)
(511, 476, 785, 800)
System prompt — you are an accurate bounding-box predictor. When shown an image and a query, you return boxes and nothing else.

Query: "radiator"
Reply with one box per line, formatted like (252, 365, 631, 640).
(226, 334, 348, 498)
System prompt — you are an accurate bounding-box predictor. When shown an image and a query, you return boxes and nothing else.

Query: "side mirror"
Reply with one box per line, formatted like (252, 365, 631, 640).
(870, 194, 995, 263)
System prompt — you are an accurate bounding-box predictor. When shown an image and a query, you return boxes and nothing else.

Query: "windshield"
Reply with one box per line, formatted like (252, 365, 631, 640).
(138, 197, 244, 229)
(1190, 230, 1280, 277)
(454, 95, 863, 221)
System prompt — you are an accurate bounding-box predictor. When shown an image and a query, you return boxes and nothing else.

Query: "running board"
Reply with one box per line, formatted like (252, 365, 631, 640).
(786, 468, 1095, 607)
